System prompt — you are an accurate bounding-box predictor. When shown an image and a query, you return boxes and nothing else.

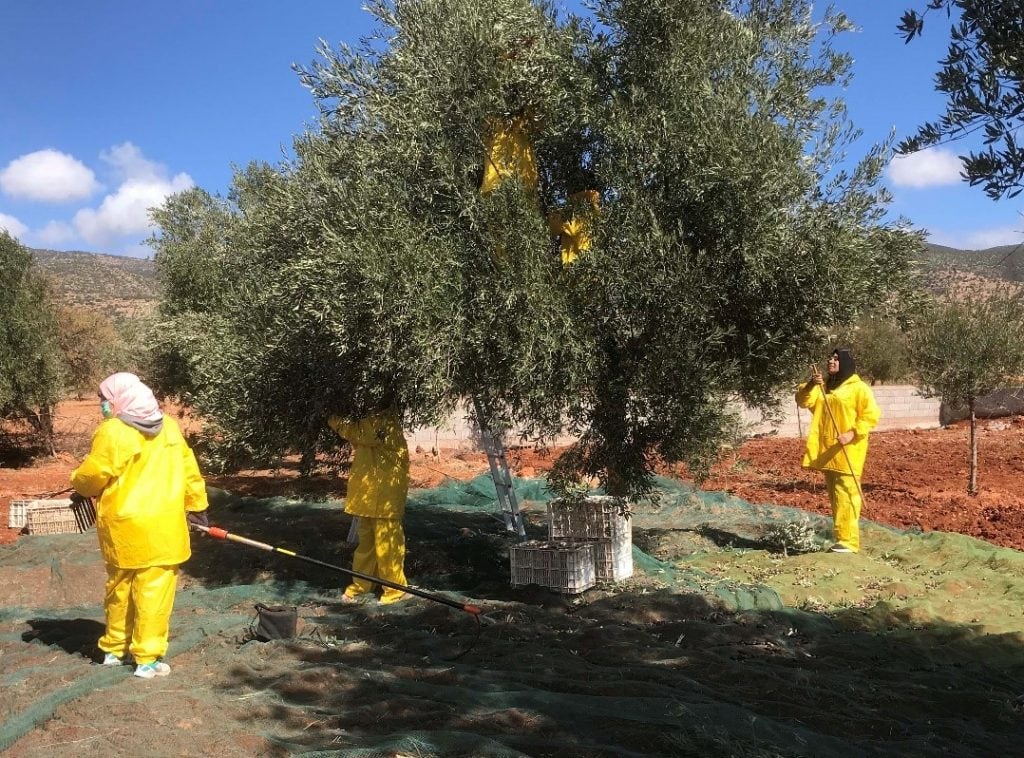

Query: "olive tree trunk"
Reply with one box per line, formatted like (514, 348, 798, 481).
(968, 398, 978, 496)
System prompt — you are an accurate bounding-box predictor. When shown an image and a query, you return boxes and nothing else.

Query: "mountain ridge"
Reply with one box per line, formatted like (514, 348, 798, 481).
(29, 247, 159, 317)
(29, 240, 1022, 314)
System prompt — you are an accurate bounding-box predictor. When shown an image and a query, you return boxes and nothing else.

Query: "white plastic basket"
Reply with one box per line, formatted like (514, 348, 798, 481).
(20, 498, 96, 535)
(582, 532, 634, 582)
(8, 499, 35, 529)
(548, 496, 630, 540)
(509, 541, 596, 594)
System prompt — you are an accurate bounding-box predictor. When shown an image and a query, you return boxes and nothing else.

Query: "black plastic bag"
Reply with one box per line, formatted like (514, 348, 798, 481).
(251, 603, 297, 641)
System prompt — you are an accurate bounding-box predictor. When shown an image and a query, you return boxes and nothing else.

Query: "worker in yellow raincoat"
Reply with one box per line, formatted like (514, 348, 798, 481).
(796, 348, 880, 553)
(479, 114, 601, 267)
(71, 372, 208, 679)
(547, 189, 600, 266)
(328, 411, 411, 604)
(480, 114, 539, 197)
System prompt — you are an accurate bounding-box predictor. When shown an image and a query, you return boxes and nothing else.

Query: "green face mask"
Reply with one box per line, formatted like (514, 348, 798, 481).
(100, 400, 113, 419)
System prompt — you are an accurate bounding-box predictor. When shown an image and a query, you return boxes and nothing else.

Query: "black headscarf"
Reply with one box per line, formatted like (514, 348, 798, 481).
(826, 347, 856, 392)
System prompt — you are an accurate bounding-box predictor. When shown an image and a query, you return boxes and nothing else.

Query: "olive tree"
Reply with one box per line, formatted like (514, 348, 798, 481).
(0, 232, 63, 451)
(151, 0, 918, 495)
(909, 290, 1024, 495)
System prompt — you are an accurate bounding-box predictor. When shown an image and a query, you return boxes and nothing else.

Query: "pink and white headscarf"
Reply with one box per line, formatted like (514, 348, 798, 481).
(99, 372, 163, 422)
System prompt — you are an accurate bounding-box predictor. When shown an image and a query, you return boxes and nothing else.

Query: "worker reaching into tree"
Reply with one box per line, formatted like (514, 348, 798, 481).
(328, 410, 411, 605)
(796, 348, 880, 553)
(479, 113, 600, 267)
(70, 372, 209, 679)
(547, 189, 600, 266)
(480, 113, 539, 198)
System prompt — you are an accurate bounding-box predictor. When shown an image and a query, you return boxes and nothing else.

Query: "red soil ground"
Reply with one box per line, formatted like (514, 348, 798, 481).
(4, 400, 1024, 551)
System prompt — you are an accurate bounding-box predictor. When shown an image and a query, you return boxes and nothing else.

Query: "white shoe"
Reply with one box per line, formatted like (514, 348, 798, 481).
(828, 544, 854, 553)
(134, 660, 171, 679)
(101, 653, 126, 666)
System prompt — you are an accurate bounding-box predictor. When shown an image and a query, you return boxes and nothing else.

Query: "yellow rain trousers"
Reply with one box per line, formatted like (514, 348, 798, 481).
(71, 415, 208, 662)
(346, 517, 408, 604)
(99, 565, 179, 664)
(328, 412, 410, 602)
(796, 374, 880, 552)
(824, 471, 862, 552)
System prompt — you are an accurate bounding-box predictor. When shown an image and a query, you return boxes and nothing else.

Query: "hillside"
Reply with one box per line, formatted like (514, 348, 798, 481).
(920, 241, 1024, 298)
(27, 242, 1021, 317)
(923, 242, 1024, 282)
(29, 248, 159, 318)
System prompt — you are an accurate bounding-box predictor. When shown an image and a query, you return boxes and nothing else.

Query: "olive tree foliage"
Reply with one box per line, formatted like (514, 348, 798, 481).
(909, 290, 1024, 494)
(150, 0, 589, 470)
(150, 0, 918, 494)
(147, 188, 242, 407)
(0, 232, 63, 448)
(544, 0, 919, 492)
(899, 1, 1024, 199)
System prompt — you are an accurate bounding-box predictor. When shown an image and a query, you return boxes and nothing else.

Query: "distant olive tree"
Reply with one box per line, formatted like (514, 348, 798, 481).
(845, 313, 915, 385)
(56, 305, 120, 399)
(909, 290, 1024, 494)
(0, 232, 63, 452)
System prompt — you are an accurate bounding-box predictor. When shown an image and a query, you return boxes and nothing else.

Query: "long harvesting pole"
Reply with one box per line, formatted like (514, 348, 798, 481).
(193, 524, 482, 617)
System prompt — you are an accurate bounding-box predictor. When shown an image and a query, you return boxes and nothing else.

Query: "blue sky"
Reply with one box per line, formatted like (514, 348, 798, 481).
(1, 1, 1020, 257)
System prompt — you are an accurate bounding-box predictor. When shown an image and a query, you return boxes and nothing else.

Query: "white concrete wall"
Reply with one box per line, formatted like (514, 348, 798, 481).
(407, 385, 944, 449)
(738, 384, 941, 439)
(407, 401, 480, 451)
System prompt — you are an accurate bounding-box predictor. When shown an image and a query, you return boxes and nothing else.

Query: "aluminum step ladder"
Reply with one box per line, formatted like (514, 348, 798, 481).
(473, 398, 527, 539)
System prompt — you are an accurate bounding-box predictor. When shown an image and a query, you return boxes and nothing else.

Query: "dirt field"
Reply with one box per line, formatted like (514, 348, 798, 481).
(699, 416, 1024, 551)
(6, 401, 1024, 550)
(2, 401, 1024, 756)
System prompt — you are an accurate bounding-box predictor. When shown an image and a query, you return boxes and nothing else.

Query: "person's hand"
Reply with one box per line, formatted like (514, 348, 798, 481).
(838, 430, 855, 445)
(186, 511, 209, 530)
(810, 365, 824, 386)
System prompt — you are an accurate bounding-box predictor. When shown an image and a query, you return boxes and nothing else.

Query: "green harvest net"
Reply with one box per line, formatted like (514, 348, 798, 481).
(2, 475, 1023, 756)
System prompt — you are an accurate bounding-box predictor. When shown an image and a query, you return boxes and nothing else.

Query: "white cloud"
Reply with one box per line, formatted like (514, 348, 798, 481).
(928, 225, 1024, 250)
(35, 220, 77, 247)
(888, 148, 963, 188)
(0, 149, 101, 201)
(0, 212, 28, 238)
(73, 172, 194, 246)
(100, 142, 166, 183)
(1, 144, 193, 252)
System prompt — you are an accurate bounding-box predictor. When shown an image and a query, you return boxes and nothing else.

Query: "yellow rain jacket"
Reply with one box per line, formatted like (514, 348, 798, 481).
(71, 416, 207, 569)
(328, 412, 410, 519)
(480, 116, 539, 196)
(547, 189, 600, 266)
(796, 374, 880, 477)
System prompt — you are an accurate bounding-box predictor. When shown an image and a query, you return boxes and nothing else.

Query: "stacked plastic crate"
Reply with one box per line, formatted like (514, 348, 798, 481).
(509, 496, 633, 594)
(508, 540, 597, 594)
(8, 499, 36, 530)
(8, 498, 96, 534)
(548, 496, 633, 582)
